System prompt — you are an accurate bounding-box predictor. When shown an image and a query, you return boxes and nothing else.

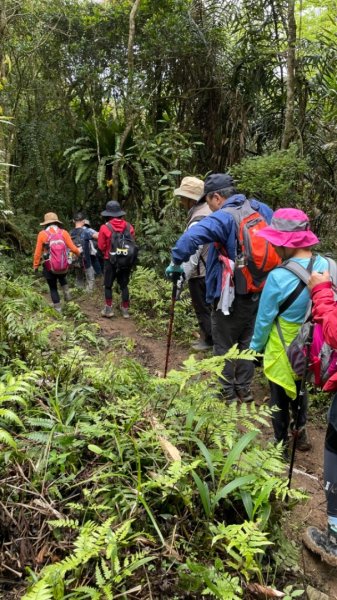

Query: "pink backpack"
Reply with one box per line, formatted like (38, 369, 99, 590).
(276, 257, 337, 390)
(44, 228, 69, 275)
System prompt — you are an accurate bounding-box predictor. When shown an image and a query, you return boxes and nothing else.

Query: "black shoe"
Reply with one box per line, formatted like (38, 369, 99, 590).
(303, 526, 337, 566)
(236, 388, 254, 403)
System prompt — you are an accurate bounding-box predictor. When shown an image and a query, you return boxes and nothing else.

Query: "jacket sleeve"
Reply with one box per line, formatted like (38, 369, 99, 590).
(98, 225, 109, 254)
(63, 230, 81, 255)
(250, 271, 283, 351)
(33, 231, 45, 269)
(311, 282, 337, 348)
(172, 212, 236, 264)
(252, 200, 273, 225)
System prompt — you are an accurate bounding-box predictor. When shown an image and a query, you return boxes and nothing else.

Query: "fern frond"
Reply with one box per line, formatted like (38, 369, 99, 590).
(0, 427, 16, 448)
(21, 579, 53, 600)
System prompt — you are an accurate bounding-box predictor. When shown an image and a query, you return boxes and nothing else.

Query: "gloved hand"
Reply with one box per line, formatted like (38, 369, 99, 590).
(165, 261, 184, 280)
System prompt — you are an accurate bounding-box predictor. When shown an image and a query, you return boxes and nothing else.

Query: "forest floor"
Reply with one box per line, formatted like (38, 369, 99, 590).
(8, 285, 334, 600)
(75, 288, 337, 600)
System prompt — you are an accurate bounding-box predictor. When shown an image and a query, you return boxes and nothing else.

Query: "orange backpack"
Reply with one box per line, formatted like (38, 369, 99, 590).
(221, 199, 281, 294)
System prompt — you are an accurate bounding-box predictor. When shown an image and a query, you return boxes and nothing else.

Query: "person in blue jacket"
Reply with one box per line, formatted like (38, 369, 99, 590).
(166, 173, 273, 402)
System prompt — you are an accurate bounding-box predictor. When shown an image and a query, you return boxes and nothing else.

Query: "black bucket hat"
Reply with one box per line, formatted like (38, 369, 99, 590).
(101, 200, 126, 218)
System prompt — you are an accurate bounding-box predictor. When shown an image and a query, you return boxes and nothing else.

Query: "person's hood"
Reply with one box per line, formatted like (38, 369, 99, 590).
(107, 218, 128, 232)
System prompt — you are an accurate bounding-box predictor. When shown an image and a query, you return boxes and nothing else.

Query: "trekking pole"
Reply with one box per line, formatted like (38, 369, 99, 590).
(287, 321, 314, 492)
(164, 273, 185, 378)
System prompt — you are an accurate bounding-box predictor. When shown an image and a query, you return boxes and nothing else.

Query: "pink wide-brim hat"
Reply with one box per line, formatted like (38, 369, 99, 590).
(256, 208, 319, 248)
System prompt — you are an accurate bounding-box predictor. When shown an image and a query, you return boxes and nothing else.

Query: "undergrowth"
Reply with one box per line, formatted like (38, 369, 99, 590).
(129, 265, 197, 344)
(0, 260, 306, 599)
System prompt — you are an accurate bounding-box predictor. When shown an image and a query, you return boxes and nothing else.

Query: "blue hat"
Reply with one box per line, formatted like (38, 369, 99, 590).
(197, 173, 234, 203)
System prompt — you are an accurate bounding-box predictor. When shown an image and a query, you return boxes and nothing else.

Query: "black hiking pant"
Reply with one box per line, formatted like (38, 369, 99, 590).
(103, 260, 131, 305)
(211, 293, 259, 395)
(43, 266, 67, 304)
(188, 277, 212, 344)
(325, 393, 337, 521)
(269, 380, 307, 444)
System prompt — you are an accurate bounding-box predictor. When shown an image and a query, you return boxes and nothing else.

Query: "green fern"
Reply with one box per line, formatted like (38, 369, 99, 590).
(22, 580, 53, 600)
(22, 517, 154, 598)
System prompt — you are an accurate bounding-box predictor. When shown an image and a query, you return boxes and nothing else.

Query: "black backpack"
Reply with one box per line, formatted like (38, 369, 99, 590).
(70, 227, 85, 268)
(106, 223, 138, 270)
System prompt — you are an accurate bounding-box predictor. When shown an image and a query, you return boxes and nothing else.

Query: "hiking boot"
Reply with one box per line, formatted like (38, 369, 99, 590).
(290, 423, 312, 452)
(101, 305, 114, 318)
(62, 285, 71, 302)
(236, 388, 254, 403)
(216, 389, 238, 404)
(53, 303, 62, 313)
(191, 339, 213, 351)
(303, 526, 337, 567)
(85, 267, 95, 292)
(121, 307, 130, 319)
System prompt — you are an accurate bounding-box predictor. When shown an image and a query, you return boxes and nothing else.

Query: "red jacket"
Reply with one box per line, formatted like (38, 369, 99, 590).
(98, 218, 135, 260)
(311, 281, 337, 391)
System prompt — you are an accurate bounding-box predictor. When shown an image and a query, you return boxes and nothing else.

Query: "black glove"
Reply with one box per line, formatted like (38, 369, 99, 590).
(254, 354, 264, 368)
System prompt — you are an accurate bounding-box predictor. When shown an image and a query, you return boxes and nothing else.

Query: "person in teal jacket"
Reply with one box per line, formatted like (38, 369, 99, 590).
(250, 208, 329, 455)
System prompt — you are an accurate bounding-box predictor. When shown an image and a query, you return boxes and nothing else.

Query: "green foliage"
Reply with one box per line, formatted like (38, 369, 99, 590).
(130, 265, 197, 342)
(23, 518, 153, 599)
(180, 558, 243, 599)
(0, 261, 304, 596)
(211, 520, 271, 582)
(136, 208, 184, 270)
(231, 145, 309, 210)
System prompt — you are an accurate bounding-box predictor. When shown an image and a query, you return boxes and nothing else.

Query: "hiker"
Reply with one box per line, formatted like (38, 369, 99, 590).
(174, 176, 213, 351)
(166, 173, 276, 402)
(250, 208, 331, 454)
(83, 219, 103, 276)
(302, 270, 337, 565)
(33, 212, 82, 312)
(98, 200, 137, 319)
(70, 212, 98, 292)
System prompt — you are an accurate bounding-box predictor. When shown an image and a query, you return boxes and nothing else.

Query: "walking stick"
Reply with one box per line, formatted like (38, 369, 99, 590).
(164, 273, 184, 378)
(288, 320, 314, 491)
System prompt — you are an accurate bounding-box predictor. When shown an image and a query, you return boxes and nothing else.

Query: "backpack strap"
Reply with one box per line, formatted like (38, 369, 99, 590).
(326, 257, 337, 286)
(277, 257, 314, 316)
(124, 223, 131, 236)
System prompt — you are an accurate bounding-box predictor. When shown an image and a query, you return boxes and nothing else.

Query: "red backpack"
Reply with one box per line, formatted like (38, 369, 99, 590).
(44, 228, 70, 275)
(222, 199, 281, 294)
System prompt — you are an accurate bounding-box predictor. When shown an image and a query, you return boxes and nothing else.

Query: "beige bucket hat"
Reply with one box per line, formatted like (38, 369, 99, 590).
(174, 176, 204, 202)
(40, 212, 62, 226)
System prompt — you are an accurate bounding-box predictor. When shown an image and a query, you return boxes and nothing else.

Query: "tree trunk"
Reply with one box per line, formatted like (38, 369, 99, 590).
(281, 0, 296, 150)
(112, 0, 141, 200)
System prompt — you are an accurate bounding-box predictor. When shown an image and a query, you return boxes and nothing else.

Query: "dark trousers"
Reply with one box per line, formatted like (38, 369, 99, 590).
(211, 293, 259, 393)
(103, 260, 131, 304)
(91, 254, 103, 275)
(188, 277, 212, 344)
(269, 380, 307, 443)
(43, 267, 67, 304)
(325, 393, 337, 519)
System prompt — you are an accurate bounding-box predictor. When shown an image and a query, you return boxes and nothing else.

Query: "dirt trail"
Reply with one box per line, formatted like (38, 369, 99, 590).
(78, 291, 337, 599)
